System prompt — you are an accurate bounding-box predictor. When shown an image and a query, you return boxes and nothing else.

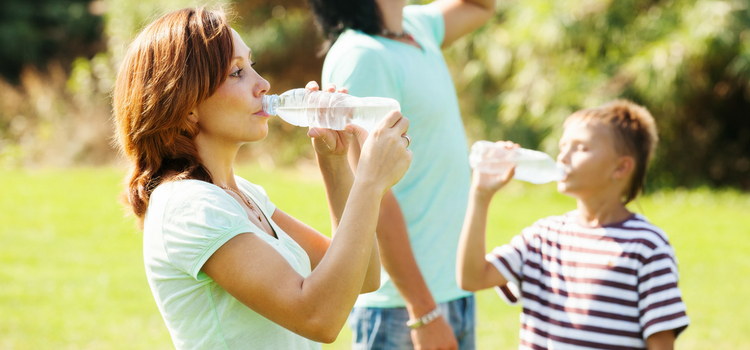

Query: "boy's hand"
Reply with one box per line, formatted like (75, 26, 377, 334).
(471, 141, 519, 197)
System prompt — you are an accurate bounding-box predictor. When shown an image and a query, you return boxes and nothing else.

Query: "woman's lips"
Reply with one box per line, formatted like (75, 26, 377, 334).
(253, 110, 270, 117)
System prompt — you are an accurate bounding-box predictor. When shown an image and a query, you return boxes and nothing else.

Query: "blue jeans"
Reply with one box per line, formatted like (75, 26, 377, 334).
(348, 295, 476, 350)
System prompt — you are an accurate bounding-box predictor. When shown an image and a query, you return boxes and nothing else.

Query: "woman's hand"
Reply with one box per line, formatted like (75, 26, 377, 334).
(356, 110, 412, 196)
(305, 81, 366, 158)
(471, 141, 519, 198)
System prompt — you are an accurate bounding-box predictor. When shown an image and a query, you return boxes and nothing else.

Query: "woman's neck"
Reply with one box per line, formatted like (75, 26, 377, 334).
(575, 193, 632, 228)
(194, 135, 241, 189)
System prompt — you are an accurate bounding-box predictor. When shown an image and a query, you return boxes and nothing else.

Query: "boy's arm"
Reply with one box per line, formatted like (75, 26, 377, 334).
(456, 184, 508, 291)
(457, 141, 518, 291)
(646, 330, 675, 350)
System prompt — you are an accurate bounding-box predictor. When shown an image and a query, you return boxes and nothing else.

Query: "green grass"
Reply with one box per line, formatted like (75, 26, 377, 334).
(1, 167, 749, 349)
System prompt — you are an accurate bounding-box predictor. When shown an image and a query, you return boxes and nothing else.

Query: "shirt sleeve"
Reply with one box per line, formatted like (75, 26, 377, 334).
(403, 4, 445, 47)
(161, 183, 258, 279)
(638, 244, 690, 340)
(324, 45, 402, 102)
(486, 224, 537, 305)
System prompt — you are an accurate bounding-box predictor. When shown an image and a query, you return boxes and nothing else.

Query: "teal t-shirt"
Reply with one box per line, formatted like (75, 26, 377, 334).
(143, 176, 321, 350)
(322, 4, 472, 308)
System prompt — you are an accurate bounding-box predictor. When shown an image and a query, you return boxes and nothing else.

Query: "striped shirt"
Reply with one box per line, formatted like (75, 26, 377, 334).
(487, 211, 689, 350)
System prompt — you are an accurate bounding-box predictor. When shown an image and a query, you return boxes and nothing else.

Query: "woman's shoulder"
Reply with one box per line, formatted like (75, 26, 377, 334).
(151, 179, 223, 203)
(147, 179, 249, 231)
(234, 176, 268, 198)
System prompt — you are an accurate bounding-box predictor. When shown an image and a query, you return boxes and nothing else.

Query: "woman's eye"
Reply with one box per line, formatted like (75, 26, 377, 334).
(250, 61, 257, 67)
(229, 68, 243, 77)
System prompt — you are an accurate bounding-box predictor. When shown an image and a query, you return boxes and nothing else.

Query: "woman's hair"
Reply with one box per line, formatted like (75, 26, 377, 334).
(564, 100, 659, 204)
(307, 0, 384, 47)
(112, 7, 234, 227)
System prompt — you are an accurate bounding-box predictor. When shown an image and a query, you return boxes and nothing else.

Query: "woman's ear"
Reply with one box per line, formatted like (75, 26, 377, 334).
(612, 155, 635, 181)
(187, 110, 199, 124)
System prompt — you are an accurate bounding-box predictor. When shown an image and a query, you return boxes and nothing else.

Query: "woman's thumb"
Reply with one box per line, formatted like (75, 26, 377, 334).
(346, 124, 369, 148)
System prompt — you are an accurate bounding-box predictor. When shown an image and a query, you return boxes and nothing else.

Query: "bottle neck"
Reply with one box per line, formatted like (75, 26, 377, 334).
(262, 94, 279, 116)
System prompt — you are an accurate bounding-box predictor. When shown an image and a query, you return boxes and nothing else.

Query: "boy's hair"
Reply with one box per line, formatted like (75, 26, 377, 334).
(564, 100, 659, 204)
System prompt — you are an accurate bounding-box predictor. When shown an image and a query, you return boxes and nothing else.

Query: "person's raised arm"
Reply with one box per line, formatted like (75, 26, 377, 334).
(457, 141, 516, 291)
(349, 137, 459, 350)
(202, 111, 412, 343)
(433, 0, 496, 48)
(272, 82, 380, 293)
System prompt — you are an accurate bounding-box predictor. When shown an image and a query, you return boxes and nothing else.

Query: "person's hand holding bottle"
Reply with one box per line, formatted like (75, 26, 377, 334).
(355, 108, 412, 196)
(471, 141, 519, 200)
(305, 81, 362, 159)
(305, 81, 411, 195)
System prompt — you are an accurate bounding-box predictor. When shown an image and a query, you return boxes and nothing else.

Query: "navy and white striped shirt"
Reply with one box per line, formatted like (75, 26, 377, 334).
(487, 211, 689, 350)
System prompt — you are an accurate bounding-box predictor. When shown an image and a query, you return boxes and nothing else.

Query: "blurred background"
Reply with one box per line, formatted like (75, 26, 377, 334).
(1, 0, 749, 349)
(1, 0, 748, 188)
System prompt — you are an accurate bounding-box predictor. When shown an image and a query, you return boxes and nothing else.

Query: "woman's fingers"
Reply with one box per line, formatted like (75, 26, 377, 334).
(346, 124, 368, 148)
(377, 110, 407, 132)
(391, 113, 409, 136)
(305, 81, 320, 91)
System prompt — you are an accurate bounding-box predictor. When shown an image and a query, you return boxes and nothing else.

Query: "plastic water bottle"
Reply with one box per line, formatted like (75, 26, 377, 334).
(262, 89, 400, 132)
(469, 141, 566, 184)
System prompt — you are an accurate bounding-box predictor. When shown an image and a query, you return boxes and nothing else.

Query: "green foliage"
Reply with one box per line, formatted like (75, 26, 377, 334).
(1, 167, 749, 348)
(1, 0, 748, 190)
(444, 0, 750, 190)
(0, 0, 105, 83)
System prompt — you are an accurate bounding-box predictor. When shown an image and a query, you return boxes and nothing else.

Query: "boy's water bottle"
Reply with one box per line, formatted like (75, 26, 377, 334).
(469, 141, 566, 184)
(262, 89, 400, 132)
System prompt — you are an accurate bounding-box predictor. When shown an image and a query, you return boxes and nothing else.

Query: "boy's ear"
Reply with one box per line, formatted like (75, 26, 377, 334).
(612, 155, 635, 181)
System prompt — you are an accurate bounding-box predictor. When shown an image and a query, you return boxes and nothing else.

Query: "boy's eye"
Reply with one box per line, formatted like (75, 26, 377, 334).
(229, 68, 243, 77)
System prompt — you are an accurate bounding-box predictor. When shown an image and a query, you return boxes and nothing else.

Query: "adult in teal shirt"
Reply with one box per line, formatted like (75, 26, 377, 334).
(309, 0, 497, 349)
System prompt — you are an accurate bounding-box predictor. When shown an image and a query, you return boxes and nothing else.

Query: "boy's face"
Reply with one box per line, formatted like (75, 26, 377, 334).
(556, 121, 626, 199)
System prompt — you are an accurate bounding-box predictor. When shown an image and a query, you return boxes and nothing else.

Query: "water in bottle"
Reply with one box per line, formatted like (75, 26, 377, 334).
(469, 140, 566, 184)
(262, 89, 400, 132)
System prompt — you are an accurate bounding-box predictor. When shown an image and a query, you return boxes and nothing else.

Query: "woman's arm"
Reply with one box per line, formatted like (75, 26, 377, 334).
(433, 0, 496, 48)
(349, 135, 459, 349)
(202, 111, 411, 343)
(271, 147, 380, 293)
(302, 82, 380, 292)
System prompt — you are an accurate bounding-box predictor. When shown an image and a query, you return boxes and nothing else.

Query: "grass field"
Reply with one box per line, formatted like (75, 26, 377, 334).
(2, 166, 749, 349)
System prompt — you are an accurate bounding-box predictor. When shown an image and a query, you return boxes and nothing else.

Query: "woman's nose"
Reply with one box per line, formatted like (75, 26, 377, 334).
(254, 73, 271, 97)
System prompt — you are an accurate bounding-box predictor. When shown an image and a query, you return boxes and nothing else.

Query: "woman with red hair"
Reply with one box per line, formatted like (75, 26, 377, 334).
(113, 7, 412, 349)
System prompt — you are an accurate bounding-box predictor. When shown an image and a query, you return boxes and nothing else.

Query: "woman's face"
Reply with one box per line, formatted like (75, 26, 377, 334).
(556, 121, 624, 199)
(192, 29, 271, 145)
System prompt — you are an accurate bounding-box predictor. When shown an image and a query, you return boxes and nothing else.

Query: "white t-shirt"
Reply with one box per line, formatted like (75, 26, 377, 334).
(143, 176, 321, 350)
(487, 211, 689, 349)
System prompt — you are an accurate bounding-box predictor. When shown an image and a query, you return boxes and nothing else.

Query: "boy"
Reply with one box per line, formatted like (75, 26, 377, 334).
(457, 100, 689, 349)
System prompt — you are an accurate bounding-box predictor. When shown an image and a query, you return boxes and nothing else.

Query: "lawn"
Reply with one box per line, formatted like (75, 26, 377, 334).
(1, 166, 749, 349)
